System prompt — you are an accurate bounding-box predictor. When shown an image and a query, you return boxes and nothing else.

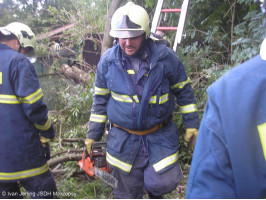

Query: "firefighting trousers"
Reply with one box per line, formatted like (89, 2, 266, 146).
(111, 141, 182, 199)
(0, 170, 57, 199)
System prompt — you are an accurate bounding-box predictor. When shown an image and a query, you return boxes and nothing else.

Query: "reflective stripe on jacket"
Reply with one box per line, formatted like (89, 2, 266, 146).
(0, 44, 54, 182)
(87, 39, 199, 173)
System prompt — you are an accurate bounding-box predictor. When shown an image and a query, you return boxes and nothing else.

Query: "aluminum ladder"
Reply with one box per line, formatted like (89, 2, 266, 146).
(150, 0, 191, 52)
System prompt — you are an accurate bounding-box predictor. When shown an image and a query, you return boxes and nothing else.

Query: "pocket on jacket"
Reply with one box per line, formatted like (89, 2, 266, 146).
(147, 121, 179, 148)
(161, 79, 170, 94)
(107, 126, 130, 153)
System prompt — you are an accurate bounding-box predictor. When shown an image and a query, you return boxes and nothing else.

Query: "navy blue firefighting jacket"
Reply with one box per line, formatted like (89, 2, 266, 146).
(186, 55, 266, 198)
(87, 39, 199, 174)
(0, 44, 54, 182)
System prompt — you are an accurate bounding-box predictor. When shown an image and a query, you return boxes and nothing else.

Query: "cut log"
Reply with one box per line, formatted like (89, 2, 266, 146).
(61, 64, 91, 85)
(48, 154, 82, 168)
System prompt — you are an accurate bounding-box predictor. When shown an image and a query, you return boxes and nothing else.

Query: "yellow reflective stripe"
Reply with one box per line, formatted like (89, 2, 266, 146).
(153, 151, 179, 172)
(106, 152, 132, 173)
(111, 92, 140, 103)
(20, 88, 43, 104)
(149, 93, 169, 104)
(0, 89, 43, 105)
(0, 163, 49, 181)
(111, 92, 169, 104)
(90, 113, 107, 123)
(127, 70, 135, 74)
(95, 86, 110, 95)
(0, 94, 20, 104)
(258, 122, 266, 161)
(0, 72, 2, 85)
(34, 116, 51, 131)
(170, 77, 192, 90)
(149, 96, 157, 103)
(180, 104, 198, 114)
(132, 95, 139, 102)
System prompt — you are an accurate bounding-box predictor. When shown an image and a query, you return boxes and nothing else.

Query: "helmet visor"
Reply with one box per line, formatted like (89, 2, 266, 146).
(110, 29, 145, 39)
(110, 15, 146, 38)
(0, 27, 12, 35)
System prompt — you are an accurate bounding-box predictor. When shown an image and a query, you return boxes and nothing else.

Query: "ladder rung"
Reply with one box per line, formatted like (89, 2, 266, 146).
(157, 27, 178, 31)
(161, 8, 182, 13)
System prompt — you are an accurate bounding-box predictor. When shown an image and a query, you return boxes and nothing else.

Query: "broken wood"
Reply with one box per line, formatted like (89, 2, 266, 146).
(48, 154, 82, 168)
(61, 64, 91, 85)
(62, 138, 85, 144)
(51, 149, 84, 158)
(51, 169, 67, 175)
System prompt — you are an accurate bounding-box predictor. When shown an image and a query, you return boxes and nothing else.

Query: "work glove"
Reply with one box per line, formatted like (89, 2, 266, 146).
(40, 136, 51, 147)
(40, 136, 51, 160)
(184, 128, 198, 146)
(85, 138, 95, 154)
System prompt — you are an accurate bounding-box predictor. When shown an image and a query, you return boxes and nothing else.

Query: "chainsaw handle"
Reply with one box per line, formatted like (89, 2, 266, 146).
(91, 142, 106, 150)
(91, 142, 107, 158)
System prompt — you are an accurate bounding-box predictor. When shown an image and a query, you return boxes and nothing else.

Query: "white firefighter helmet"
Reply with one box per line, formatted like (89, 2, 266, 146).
(110, 2, 150, 39)
(0, 22, 36, 56)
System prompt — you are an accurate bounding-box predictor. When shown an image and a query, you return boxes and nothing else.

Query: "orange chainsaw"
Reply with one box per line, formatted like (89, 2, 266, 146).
(78, 142, 118, 188)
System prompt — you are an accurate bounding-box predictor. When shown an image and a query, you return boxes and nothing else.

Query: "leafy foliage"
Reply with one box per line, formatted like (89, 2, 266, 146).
(55, 177, 112, 199)
(1, 0, 265, 198)
(232, 10, 266, 63)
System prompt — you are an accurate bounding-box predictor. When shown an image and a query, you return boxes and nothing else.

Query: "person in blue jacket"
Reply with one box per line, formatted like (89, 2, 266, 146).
(186, 34, 266, 198)
(0, 22, 57, 198)
(85, 2, 199, 198)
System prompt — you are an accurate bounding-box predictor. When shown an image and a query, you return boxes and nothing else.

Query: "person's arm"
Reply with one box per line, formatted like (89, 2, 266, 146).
(86, 57, 110, 142)
(168, 56, 199, 129)
(186, 93, 236, 198)
(167, 54, 199, 145)
(12, 55, 54, 140)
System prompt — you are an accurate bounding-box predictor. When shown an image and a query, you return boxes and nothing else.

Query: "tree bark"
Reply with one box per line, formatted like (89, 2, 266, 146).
(231, 0, 236, 63)
(101, 0, 123, 56)
(51, 149, 84, 158)
(61, 64, 91, 85)
(48, 154, 82, 168)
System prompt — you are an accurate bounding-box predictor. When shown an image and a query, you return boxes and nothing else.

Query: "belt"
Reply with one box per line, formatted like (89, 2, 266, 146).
(113, 122, 165, 135)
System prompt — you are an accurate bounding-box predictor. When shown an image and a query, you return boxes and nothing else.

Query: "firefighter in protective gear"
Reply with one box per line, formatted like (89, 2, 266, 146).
(186, 34, 266, 198)
(86, 2, 199, 198)
(0, 22, 57, 198)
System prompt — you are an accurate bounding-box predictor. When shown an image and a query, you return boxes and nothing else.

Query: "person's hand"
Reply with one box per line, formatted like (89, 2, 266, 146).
(40, 136, 51, 147)
(85, 138, 95, 154)
(40, 136, 51, 160)
(184, 128, 198, 146)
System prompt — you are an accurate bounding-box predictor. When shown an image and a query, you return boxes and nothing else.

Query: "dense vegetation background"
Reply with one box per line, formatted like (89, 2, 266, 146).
(1, 0, 265, 198)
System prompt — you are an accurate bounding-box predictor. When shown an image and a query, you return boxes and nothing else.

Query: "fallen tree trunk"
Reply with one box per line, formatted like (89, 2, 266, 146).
(48, 154, 82, 168)
(61, 64, 91, 85)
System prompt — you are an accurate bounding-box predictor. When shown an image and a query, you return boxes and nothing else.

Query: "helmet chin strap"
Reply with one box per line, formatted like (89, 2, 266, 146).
(18, 44, 22, 54)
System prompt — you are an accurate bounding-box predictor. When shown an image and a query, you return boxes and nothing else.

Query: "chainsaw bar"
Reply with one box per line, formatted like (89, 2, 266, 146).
(94, 167, 118, 189)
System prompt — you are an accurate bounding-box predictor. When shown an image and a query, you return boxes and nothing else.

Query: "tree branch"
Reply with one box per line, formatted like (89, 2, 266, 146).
(101, 0, 123, 55)
(231, 0, 236, 61)
(48, 154, 82, 168)
(51, 149, 84, 158)
(62, 138, 85, 144)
